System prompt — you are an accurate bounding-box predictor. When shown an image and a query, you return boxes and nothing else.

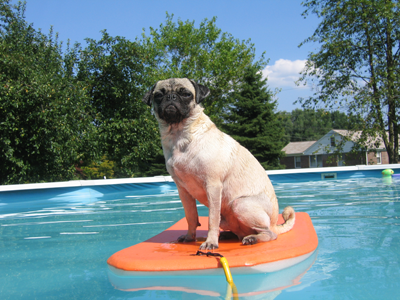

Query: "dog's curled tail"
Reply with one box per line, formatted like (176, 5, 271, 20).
(274, 206, 295, 235)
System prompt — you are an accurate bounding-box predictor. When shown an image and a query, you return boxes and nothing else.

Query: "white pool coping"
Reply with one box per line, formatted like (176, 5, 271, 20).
(1, 164, 399, 192)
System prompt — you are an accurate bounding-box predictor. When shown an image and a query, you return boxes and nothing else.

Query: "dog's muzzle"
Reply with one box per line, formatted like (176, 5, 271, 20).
(164, 94, 179, 113)
(167, 94, 177, 101)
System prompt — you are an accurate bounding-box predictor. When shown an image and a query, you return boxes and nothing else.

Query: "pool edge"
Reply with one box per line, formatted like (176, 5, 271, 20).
(1, 164, 400, 192)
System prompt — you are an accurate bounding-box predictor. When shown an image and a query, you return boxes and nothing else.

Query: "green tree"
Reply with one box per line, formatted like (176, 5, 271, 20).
(278, 109, 363, 143)
(298, 0, 400, 163)
(291, 109, 328, 141)
(77, 31, 161, 177)
(330, 110, 363, 131)
(277, 111, 293, 146)
(222, 65, 284, 169)
(140, 148, 169, 177)
(81, 156, 115, 179)
(140, 13, 266, 126)
(0, 0, 96, 184)
(278, 109, 331, 142)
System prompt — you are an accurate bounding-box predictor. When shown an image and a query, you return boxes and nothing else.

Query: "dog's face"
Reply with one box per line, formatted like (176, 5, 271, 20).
(142, 78, 210, 124)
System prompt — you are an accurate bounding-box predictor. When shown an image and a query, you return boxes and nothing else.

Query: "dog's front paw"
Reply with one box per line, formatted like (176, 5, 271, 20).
(242, 236, 258, 245)
(199, 240, 219, 250)
(177, 234, 195, 243)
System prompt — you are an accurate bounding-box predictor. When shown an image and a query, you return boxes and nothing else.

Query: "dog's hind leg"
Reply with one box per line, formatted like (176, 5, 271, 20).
(231, 196, 278, 245)
(242, 228, 277, 245)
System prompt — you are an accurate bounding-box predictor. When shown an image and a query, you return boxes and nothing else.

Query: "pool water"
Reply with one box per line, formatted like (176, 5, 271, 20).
(0, 176, 399, 299)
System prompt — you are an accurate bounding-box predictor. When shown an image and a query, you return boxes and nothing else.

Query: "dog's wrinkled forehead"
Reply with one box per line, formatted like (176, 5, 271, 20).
(154, 78, 195, 95)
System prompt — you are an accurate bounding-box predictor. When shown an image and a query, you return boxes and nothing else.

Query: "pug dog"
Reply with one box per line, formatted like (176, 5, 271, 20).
(142, 78, 295, 250)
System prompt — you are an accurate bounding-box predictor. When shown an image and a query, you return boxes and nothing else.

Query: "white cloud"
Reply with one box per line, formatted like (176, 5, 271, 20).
(262, 59, 307, 88)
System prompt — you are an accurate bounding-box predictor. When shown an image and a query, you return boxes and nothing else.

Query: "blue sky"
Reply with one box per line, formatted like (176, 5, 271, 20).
(17, 0, 321, 112)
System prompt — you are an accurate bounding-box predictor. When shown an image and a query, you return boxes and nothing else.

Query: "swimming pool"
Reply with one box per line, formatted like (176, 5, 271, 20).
(1, 165, 399, 299)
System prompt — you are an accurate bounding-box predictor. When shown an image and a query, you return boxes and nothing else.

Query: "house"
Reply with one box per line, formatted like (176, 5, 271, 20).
(280, 141, 317, 169)
(280, 129, 390, 169)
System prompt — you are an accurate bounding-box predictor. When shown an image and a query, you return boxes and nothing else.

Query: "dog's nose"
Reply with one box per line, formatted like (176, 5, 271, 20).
(167, 94, 177, 101)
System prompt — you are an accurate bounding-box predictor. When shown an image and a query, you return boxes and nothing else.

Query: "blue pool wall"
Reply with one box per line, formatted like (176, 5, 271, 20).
(1, 164, 400, 213)
(266, 164, 400, 183)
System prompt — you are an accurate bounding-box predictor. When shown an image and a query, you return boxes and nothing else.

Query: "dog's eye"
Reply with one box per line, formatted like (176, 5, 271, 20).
(179, 89, 192, 98)
(154, 92, 163, 101)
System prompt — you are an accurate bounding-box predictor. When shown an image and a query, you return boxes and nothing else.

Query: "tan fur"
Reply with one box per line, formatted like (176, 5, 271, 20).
(146, 78, 295, 250)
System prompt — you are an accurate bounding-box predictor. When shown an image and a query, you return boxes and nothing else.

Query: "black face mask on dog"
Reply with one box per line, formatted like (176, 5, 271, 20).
(155, 88, 193, 124)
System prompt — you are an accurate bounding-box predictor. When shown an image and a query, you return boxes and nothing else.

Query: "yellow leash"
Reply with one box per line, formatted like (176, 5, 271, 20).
(194, 251, 239, 299)
(220, 256, 239, 300)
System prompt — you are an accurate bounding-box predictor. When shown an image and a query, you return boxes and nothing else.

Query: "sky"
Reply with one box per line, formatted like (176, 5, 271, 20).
(16, 0, 321, 112)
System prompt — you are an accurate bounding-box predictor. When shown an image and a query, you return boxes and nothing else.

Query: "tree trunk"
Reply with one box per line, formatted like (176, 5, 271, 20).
(385, 16, 398, 163)
(365, 24, 391, 162)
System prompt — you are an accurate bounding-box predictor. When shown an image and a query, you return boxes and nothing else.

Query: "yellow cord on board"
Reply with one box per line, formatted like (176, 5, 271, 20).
(220, 256, 238, 300)
(193, 251, 238, 299)
(220, 257, 233, 284)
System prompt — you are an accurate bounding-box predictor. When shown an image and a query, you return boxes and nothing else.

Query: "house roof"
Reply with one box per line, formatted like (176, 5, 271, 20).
(282, 141, 317, 155)
(282, 129, 395, 156)
(331, 129, 387, 149)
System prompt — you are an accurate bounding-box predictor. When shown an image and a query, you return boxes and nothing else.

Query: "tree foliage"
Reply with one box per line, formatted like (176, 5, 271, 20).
(77, 31, 160, 177)
(140, 13, 267, 126)
(81, 156, 115, 179)
(298, 0, 400, 163)
(223, 65, 285, 169)
(0, 1, 96, 184)
(0, 3, 279, 183)
(277, 108, 363, 144)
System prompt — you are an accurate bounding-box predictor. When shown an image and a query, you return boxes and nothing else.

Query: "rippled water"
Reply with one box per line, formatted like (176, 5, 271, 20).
(0, 176, 399, 299)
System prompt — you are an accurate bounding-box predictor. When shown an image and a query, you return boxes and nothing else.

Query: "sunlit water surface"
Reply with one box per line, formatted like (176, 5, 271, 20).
(0, 176, 399, 299)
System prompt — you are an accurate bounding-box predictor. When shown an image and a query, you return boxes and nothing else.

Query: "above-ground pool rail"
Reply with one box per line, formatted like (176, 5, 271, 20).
(266, 164, 400, 183)
(0, 175, 174, 192)
(1, 164, 400, 193)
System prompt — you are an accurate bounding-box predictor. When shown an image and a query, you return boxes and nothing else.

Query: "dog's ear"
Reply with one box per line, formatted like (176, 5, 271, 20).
(189, 79, 210, 104)
(142, 84, 156, 106)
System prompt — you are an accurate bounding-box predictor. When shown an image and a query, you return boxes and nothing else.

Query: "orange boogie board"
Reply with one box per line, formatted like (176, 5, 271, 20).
(107, 212, 318, 276)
